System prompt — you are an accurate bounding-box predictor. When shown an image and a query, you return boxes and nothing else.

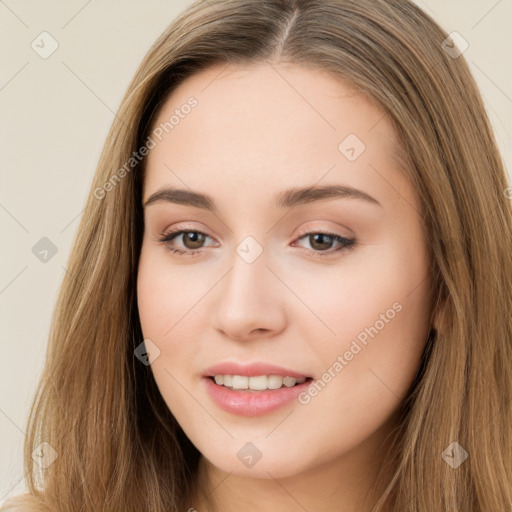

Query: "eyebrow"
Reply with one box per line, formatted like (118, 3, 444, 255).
(143, 184, 382, 210)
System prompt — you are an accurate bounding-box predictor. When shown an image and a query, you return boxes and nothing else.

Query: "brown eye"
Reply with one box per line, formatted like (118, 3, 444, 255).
(308, 233, 336, 251)
(179, 231, 207, 249)
(294, 231, 356, 256)
(159, 229, 214, 256)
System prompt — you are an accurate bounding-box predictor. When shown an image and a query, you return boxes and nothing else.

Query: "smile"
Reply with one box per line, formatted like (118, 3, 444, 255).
(203, 376, 314, 416)
(212, 374, 308, 391)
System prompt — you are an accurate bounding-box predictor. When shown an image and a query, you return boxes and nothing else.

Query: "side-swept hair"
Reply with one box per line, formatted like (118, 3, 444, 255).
(4, 1, 511, 510)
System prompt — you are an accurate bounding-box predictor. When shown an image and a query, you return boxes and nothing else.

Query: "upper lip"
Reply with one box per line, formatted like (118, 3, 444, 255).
(203, 361, 311, 379)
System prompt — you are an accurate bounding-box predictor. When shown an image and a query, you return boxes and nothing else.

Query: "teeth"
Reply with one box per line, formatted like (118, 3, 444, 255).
(232, 375, 249, 389)
(248, 375, 268, 390)
(212, 374, 307, 391)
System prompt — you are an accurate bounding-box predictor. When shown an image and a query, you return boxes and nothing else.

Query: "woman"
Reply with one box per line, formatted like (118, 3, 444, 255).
(4, 0, 511, 510)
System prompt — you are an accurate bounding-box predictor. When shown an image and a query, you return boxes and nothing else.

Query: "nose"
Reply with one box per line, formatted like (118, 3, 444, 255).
(211, 245, 287, 341)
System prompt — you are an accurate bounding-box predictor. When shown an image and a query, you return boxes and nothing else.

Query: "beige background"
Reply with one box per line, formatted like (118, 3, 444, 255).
(1, 0, 511, 503)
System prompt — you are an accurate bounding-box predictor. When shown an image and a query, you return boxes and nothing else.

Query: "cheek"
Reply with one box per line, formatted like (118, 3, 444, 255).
(136, 245, 216, 387)
(136, 246, 206, 339)
(291, 235, 432, 407)
(137, 273, 170, 341)
(136, 248, 204, 414)
(276, 237, 431, 359)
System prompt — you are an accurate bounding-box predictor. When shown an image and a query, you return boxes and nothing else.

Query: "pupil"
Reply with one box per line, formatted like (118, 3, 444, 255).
(184, 232, 205, 249)
(311, 233, 332, 250)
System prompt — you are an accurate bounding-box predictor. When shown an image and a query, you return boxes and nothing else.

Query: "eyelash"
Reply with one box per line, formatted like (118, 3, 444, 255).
(158, 227, 356, 258)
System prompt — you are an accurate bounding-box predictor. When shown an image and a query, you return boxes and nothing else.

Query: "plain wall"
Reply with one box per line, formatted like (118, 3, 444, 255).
(1, 0, 511, 503)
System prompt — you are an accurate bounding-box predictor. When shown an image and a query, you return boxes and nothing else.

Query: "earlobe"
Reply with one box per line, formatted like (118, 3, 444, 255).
(432, 302, 449, 334)
(430, 291, 448, 334)
(431, 311, 440, 333)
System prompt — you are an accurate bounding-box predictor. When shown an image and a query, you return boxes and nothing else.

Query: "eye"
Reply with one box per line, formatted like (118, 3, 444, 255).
(157, 228, 356, 257)
(158, 228, 215, 256)
(293, 230, 356, 257)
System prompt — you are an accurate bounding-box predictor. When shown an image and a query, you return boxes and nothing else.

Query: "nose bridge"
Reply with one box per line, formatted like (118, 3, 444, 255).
(224, 236, 271, 309)
(212, 234, 285, 338)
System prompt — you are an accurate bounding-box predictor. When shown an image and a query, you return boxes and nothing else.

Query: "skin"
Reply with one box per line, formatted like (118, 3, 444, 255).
(137, 61, 435, 512)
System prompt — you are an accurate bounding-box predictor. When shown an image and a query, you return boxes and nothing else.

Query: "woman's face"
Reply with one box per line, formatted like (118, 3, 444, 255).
(137, 62, 434, 481)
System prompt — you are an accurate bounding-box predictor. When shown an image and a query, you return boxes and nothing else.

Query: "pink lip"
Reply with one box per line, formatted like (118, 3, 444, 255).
(203, 361, 311, 379)
(203, 376, 313, 417)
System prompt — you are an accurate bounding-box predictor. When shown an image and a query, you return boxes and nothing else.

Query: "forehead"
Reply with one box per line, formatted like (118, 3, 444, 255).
(143, 62, 412, 210)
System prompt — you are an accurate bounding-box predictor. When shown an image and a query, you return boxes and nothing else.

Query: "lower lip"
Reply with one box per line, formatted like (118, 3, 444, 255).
(203, 377, 312, 417)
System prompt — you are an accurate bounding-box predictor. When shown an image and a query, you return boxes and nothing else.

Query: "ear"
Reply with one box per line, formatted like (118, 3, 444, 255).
(431, 314, 439, 333)
(430, 295, 447, 333)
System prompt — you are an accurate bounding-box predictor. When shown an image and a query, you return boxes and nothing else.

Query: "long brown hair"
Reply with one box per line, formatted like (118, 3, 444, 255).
(3, 0, 512, 510)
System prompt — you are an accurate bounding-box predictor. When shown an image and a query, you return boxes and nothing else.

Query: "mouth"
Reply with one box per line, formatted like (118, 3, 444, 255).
(207, 374, 314, 392)
(203, 373, 314, 416)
